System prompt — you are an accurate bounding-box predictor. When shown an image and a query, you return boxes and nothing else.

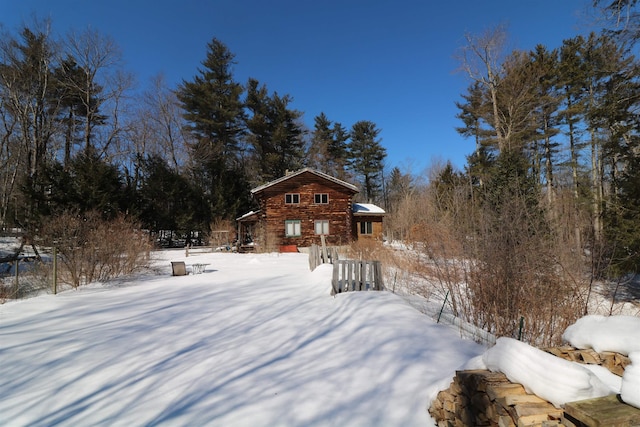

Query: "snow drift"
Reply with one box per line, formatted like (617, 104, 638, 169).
(563, 315, 640, 356)
(482, 337, 614, 408)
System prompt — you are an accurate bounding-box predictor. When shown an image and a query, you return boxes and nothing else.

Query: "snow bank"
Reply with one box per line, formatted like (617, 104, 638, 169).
(562, 314, 640, 409)
(563, 315, 640, 356)
(482, 337, 614, 407)
(621, 352, 640, 409)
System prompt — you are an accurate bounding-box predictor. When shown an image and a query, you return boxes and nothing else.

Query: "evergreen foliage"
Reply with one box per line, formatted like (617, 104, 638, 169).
(328, 122, 350, 179)
(307, 112, 349, 178)
(3, 6, 640, 292)
(136, 154, 207, 234)
(456, 29, 640, 277)
(385, 166, 414, 213)
(348, 120, 387, 202)
(34, 147, 125, 220)
(245, 78, 304, 183)
(307, 112, 333, 171)
(176, 38, 249, 221)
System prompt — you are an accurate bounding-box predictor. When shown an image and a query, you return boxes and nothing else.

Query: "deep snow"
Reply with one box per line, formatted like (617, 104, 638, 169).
(0, 251, 483, 426)
(1, 250, 639, 426)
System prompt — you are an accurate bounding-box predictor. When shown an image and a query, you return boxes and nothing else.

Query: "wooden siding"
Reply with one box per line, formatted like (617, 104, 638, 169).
(255, 171, 356, 250)
(353, 216, 384, 240)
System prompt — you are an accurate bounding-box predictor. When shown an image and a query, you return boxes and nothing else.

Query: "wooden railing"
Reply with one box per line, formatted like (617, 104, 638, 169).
(331, 260, 384, 294)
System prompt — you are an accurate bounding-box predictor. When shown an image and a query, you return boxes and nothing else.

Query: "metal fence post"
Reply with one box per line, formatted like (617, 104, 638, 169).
(53, 247, 57, 295)
(14, 258, 19, 297)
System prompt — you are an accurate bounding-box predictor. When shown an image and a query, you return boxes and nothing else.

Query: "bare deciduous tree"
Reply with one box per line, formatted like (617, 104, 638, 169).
(63, 27, 123, 153)
(457, 24, 509, 151)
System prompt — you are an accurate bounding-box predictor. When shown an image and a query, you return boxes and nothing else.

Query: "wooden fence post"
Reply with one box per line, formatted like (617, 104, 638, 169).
(321, 234, 328, 263)
(374, 261, 384, 290)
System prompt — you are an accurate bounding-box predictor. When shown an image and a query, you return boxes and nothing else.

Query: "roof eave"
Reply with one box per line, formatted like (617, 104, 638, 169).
(251, 168, 358, 194)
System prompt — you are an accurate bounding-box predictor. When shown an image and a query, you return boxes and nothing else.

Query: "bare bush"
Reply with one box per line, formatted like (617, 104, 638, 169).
(460, 181, 587, 346)
(346, 238, 387, 261)
(40, 211, 152, 288)
(385, 162, 589, 347)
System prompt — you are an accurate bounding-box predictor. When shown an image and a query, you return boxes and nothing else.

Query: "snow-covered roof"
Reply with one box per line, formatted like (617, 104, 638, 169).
(236, 210, 259, 221)
(352, 203, 385, 215)
(251, 168, 358, 194)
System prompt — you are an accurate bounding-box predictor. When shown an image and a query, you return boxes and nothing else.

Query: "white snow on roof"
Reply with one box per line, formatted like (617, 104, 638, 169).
(353, 203, 385, 214)
(236, 210, 259, 221)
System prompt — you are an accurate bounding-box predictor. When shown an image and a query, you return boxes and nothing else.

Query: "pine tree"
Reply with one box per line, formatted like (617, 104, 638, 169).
(456, 81, 492, 157)
(328, 121, 349, 179)
(529, 45, 562, 206)
(177, 38, 249, 220)
(245, 77, 272, 183)
(53, 56, 105, 167)
(307, 113, 349, 178)
(307, 112, 333, 171)
(245, 78, 304, 183)
(136, 154, 207, 234)
(385, 166, 413, 213)
(268, 92, 304, 179)
(34, 147, 125, 219)
(348, 120, 386, 202)
(605, 155, 640, 275)
(456, 81, 495, 186)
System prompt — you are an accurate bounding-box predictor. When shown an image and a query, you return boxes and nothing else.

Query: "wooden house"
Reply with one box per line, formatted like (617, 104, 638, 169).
(237, 168, 384, 252)
(352, 202, 385, 241)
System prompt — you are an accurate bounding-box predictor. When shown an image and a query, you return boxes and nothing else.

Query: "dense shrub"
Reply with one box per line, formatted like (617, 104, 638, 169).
(40, 211, 152, 288)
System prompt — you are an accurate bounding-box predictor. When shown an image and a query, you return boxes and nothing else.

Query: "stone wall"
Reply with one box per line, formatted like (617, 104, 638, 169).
(429, 346, 631, 427)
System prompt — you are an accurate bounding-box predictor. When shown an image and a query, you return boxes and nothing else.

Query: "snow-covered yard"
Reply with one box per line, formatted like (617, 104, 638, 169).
(0, 251, 483, 426)
(2, 249, 640, 426)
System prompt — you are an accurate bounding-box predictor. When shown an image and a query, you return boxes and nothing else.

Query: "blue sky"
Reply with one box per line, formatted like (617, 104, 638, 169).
(2, 0, 595, 175)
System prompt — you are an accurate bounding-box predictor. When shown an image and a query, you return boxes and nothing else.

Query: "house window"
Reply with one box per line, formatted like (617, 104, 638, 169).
(314, 193, 329, 204)
(285, 193, 300, 204)
(314, 220, 329, 235)
(285, 220, 301, 237)
(360, 221, 373, 235)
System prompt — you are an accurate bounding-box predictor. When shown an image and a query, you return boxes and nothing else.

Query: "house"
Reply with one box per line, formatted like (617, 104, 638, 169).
(352, 202, 385, 241)
(237, 168, 384, 252)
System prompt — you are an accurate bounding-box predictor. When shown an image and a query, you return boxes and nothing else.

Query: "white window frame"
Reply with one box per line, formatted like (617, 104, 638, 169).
(285, 220, 301, 237)
(360, 221, 373, 235)
(314, 193, 329, 204)
(314, 220, 329, 235)
(285, 193, 300, 204)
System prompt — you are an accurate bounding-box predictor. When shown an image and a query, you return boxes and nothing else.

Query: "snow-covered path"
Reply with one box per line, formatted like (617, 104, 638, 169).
(0, 251, 483, 426)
